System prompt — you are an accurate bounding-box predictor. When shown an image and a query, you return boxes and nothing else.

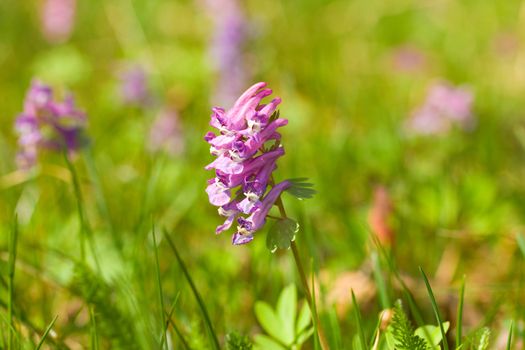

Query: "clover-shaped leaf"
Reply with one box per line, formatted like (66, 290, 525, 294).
(266, 218, 299, 253)
(254, 285, 313, 350)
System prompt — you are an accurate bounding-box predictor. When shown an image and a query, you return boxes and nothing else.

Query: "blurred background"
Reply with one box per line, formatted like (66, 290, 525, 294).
(1, 0, 525, 348)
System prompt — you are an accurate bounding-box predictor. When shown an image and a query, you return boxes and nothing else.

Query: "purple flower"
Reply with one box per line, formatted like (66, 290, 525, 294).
(15, 80, 87, 169)
(205, 82, 289, 245)
(408, 81, 474, 135)
(41, 0, 76, 44)
(119, 65, 151, 106)
(205, 0, 249, 106)
(148, 107, 184, 156)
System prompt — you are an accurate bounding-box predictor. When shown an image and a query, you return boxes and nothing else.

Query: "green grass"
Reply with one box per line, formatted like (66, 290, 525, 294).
(1, 0, 525, 348)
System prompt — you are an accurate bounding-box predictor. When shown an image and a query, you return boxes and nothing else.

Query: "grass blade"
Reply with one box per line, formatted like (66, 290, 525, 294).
(456, 275, 466, 348)
(83, 147, 120, 251)
(165, 295, 192, 350)
(419, 267, 449, 350)
(90, 306, 99, 350)
(517, 233, 525, 258)
(35, 315, 58, 350)
(8, 215, 18, 350)
(164, 231, 220, 350)
(310, 259, 320, 350)
(371, 251, 390, 309)
(64, 151, 101, 272)
(152, 225, 167, 349)
(63, 151, 87, 261)
(351, 290, 368, 350)
(506, 321, 513, 350)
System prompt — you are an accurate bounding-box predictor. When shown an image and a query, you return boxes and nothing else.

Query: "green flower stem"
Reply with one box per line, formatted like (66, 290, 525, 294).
(64, 152, 87, 261)
(274, 195, 330, 350)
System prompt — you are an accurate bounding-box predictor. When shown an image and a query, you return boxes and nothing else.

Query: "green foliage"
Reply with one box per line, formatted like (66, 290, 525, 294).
(386, 301, 428, 350)
(254, 284, 313, 350)
(69, 265, 140, 349)
(473, 328, 491, 350)
(266, 218, 299, 252)
(226, 332, 253, 350)
(285, 178, 316, 200)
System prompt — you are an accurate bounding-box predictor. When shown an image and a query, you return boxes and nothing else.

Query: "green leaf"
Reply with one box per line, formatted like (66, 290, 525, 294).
(415, 322, 450, 347)
(254, 335, 287, 350)
(296, 327, 314, 345)
(390, 301, 428, 350)
(266, 218, 299, 252)
(276, 284, 297, 345)
(285, 178, 317, 200)
(296, 302, 312, 334)
(516, 233, 525, 258)
(384, 327, 396, 350)
(254, 302, 288, 343)
(475, 328, 491, 350)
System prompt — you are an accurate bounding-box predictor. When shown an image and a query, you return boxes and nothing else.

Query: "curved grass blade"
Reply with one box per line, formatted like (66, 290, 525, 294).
(82, 147, 120, 251)
(371, 251, 390, 309)
(164, 230, 220, 350)
(351, 290, 368, 350)
(35, 315, 58, 350)
(165, 294, 192, 350)
(456, 275, 466, 348)
(506, 321, 514, 350)
(419, 267, 449, 350)
(152, 225, 167, 349)
(8, 215, 18, 350)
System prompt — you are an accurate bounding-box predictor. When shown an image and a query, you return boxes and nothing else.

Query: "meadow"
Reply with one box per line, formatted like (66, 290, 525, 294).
(1, 0, 525, 349)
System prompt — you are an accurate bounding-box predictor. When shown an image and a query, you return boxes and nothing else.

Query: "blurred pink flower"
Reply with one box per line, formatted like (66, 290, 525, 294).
(368, 186, 394, 246)
(204, 0, 249, 106)
(119, 65, 152, 107)
(41, 0, 76, 43)
(15, 80, 88, 169)
(408, 82, 474, 135)
(391, 45, 426, 73)
(148, 108, 184, 156)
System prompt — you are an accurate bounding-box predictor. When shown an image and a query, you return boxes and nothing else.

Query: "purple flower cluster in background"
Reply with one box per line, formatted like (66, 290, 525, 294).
(41, 0, 77, 44)
(205, 82, 290, 245)
(15, 80, 87, 169)
(148, 107, 185, 156)
(408, 82, 474, 135)
(205, 0, 249, 106)
(119, 65, 151, 107)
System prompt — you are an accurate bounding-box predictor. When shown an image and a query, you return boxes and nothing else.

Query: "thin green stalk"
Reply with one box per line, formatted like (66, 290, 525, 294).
(371, 251, 390, 309)
(419, 267, 449, 350)
(64, 151, 86, 261)
(456, 275, 466, 348)
(370, 311, 385, 350)
(152, 225, 167, 349)
(167, 317, 192, 350)
(8, 216, 18, 350)
(372, 236, 426, 327)
(35, 315, 58, 350)
(351, 290, 368, 350)
(164, 231, 220, 350)
(83, 148, 120, 251)
(63, 152, 101, 271)
(311, 262, 321, 350)
(165, 295, 192, 350)
(275, 196, 330, 350)
(506, 321, 514, 350)
(90, 306, 99, 350)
